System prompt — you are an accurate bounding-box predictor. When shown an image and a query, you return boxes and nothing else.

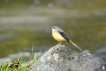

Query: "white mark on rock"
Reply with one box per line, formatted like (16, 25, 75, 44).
(53, 53, 59, 61)
(102, 65, 105, 70)
(47, 56, 51, 60)
(88, 53, 91, 55)
(83, 54, 86, 56)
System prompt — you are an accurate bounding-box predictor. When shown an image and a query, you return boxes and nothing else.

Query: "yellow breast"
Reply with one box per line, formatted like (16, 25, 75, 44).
(52, 29, 66, 42)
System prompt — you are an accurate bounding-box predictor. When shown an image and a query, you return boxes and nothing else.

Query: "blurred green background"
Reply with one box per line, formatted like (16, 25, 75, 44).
(0, 0, 106, 60)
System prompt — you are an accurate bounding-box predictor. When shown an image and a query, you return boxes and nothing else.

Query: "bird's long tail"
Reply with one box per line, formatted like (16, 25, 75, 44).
(69, 40, 82, 51)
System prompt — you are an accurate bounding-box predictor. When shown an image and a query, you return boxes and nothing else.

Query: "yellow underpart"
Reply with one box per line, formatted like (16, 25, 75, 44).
(52, 29, 66, 42)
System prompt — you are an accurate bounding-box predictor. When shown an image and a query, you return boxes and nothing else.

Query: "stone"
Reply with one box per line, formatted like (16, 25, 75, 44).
(30, 44, 105, 71)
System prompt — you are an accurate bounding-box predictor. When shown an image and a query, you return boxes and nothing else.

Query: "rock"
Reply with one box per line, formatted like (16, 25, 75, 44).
(30, 44, 105, 71)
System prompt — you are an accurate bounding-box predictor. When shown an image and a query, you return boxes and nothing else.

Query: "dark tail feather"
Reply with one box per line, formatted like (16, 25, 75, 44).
(69, 40, 82, 51)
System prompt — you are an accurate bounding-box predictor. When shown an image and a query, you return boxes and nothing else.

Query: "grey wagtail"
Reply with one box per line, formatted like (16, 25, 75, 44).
(52, 26, 82, 50)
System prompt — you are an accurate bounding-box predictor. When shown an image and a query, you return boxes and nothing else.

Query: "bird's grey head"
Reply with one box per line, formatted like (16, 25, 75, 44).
(52, 26, 59, 29)
(52, 26, 64, 32)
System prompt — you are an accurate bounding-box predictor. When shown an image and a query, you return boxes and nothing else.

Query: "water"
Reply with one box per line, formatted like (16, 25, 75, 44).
(0, 0, 106, 61)
(0, 52, 43, 64)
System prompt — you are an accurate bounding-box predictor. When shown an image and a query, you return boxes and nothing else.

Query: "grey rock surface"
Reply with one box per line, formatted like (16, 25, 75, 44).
(30, 44, 105, 71)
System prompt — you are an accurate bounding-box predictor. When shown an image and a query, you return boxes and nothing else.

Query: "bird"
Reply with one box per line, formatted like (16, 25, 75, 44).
(52, 26, 82, 51)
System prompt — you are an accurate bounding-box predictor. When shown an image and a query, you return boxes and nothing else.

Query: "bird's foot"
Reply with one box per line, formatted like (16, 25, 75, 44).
(58, 43, 62, 47)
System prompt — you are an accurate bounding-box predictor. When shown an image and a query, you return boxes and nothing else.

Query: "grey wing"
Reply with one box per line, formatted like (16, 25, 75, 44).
(59, 31, 70, 42)
(56, 26, 70, 42)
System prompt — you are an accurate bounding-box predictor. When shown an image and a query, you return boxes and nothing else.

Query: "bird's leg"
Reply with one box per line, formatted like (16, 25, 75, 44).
(58, 42, 62, 47)
(59, 42, 61, 45)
